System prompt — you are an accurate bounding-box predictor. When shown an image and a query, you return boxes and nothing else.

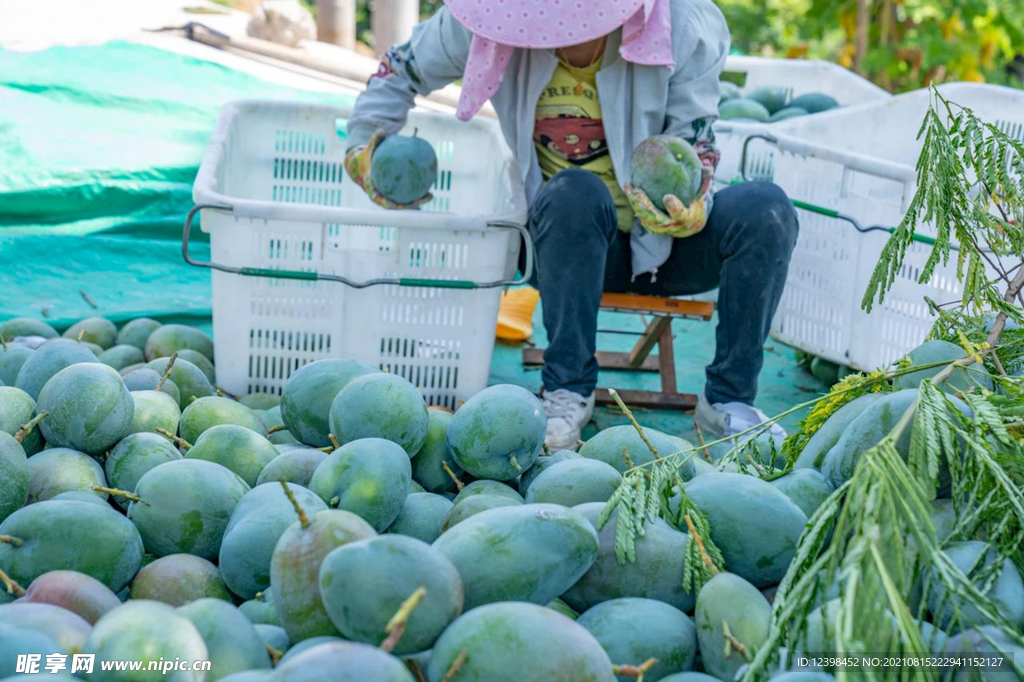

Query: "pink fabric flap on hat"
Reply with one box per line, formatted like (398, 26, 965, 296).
(446, 0, 674, 121)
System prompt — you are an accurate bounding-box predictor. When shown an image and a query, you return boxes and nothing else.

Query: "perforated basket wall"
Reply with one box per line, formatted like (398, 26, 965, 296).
(767, 84, 1024, 371)
(194, 101, 526, 406)
(714, 56, 891, 186)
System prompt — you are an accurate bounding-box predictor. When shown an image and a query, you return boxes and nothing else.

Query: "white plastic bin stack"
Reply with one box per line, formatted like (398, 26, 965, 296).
(191, 100, 527, 407)
(759, 83, 1024, 371)
(713, 56, 891, 185)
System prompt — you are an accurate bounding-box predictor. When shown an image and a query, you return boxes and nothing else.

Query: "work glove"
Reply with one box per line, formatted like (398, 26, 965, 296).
(343, 129, 434, 210)
(624, 164, 713, 238)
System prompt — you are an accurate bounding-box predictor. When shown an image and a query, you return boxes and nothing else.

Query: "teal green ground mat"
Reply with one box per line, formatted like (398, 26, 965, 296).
(0, 41, 827, 436)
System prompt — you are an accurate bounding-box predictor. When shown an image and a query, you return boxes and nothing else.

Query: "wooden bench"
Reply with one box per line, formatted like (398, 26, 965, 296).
(522, 292, 715, 410)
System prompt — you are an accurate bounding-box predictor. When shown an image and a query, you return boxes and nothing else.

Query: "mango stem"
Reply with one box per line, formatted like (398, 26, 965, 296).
(265, 643, 283, 666)
(155, 352, 177, 392)
(266, 424, 287, 435)
(76, 329, 87, 343)
(279, 480, 310, 529)
(442, 651, 469, 682)
(92, 485, 147, 505)
(441, 461, 464, 491)
(692, 421, 714, 463)
(612, 658, 659, 679)
(328, 433, 342, 450)
(155, 427, 192, 451)
(0, 567, 25, 597)
(15, 411, 47, 443)
(607, 389, 661, 461)
(405, 659, 427, 682)
(721, 620, 753, 662)
(380, 586, 427, 653)
(0, 535, 23, 548)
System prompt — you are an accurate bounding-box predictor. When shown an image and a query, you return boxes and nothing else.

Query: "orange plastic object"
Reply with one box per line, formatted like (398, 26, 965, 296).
(496, 286, 541, 341)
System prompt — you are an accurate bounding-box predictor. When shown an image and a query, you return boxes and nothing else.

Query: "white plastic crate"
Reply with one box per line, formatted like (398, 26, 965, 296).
(713, 56, 891, 185)
(755, 83, 1024, 371)
(187, 100, 528, 407)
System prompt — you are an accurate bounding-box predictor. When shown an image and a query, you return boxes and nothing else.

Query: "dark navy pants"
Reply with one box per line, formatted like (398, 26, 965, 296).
(524, 168, 799, 404)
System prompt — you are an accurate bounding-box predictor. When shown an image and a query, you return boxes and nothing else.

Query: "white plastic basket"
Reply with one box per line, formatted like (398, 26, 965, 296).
(751, 83, 1024, 371)
(713, 56, 891, 185)
(187, 100, 529, 407)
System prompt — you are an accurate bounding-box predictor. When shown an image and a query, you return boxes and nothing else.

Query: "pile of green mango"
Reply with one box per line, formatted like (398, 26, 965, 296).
(0, 316, 1019, 681)
(718, 80, 840, 123)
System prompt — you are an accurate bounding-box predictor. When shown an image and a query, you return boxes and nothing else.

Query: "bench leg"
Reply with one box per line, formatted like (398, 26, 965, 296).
(658, 320, 678, 396)
(523, 312, 698, 411)
(628, 315, 673, 367)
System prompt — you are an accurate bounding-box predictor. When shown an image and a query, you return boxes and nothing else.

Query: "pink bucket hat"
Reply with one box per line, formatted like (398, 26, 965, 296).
(445, 0, 674, 120)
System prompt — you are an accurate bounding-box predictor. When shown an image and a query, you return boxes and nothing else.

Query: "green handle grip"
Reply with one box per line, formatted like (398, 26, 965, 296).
(790, 199, 840, 219)
(789, 198, 938, 245)
(235, 268, 477, 289)
(398, 278, 477, 289)
(238, 267, 318, 280)
(725, 173, 947, 248)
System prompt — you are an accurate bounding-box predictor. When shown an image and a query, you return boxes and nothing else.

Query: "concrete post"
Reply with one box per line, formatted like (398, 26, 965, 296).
(371, 0, 419, 56)
(317, 0, 357, 49)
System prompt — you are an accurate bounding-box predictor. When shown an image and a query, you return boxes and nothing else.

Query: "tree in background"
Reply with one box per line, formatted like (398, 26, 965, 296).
(315, 0, 1022, 92)
(718, 0, 1024, 91)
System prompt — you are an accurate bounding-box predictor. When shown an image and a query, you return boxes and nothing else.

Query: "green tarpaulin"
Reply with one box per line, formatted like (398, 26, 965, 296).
(0, 41, 350, 327)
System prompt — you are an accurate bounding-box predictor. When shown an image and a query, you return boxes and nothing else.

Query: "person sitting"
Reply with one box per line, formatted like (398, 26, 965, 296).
(344, 0, 798, 449)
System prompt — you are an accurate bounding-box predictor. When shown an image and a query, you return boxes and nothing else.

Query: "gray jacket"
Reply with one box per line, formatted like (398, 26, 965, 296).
(347, 0, 730, 278)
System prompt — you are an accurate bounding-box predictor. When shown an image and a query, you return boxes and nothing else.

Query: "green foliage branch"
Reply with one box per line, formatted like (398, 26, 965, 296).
(601, 92, 1024, 680)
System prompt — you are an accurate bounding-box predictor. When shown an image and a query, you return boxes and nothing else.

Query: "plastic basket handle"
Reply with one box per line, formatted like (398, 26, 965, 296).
(786, 199, 937, 246)
(182, 204, 535, 289)
(739, 132, 917, 186)
(735, 134, 944, 247)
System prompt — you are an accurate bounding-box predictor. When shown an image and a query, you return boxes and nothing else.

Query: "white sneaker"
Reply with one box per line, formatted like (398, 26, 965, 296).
(541, 388, 595, 451)
(694, 392, 787, 444)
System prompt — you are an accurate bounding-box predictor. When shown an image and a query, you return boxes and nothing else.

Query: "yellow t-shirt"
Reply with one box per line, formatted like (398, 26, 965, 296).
(534, 57, 634, 232)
